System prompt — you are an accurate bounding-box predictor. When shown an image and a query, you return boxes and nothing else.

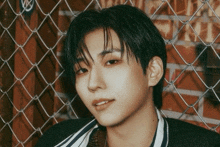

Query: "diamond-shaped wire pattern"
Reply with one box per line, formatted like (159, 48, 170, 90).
(0, 0, 220, 146)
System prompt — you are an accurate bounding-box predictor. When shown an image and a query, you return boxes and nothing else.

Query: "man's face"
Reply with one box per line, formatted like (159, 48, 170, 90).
(74, 29, 154, 127)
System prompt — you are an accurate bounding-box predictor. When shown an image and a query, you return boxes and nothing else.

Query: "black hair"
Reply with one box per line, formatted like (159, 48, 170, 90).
(64, 5, 167, 109)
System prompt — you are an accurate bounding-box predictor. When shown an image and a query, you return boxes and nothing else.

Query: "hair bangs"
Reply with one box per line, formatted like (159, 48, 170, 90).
(75, 27, 129, 65)
(104, 27, 137, 62)
(73, 37, 93, 68)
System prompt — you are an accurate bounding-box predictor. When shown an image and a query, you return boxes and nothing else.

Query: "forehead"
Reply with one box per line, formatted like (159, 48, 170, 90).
(84, 28, 121, 51)
(75, 29, 123, 62)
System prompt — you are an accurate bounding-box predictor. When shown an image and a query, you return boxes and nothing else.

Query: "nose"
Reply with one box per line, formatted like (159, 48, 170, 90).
(87, 67, 106, 92)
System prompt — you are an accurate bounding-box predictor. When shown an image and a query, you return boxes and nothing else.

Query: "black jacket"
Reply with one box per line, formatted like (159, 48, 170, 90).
(35, 117, 220, 147)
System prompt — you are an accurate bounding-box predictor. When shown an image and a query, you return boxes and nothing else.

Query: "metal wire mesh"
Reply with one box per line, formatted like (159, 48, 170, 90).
(0, 0, 220, 146)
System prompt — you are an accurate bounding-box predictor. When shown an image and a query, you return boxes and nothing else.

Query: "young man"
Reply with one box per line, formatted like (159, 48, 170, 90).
(35, 5, 220, 147)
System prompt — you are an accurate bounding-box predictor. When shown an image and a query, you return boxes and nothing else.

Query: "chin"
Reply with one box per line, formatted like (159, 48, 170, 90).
(96, 117, 116, 127)
(98, 120, 119, 127)
(95, 114, 125, 127)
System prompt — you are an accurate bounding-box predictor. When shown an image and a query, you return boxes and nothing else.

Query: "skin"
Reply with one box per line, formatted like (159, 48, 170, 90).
(74, 29, 164, 147)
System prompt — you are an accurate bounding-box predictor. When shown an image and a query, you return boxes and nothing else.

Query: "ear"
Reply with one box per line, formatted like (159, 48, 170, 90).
(146, 56, 164, 87)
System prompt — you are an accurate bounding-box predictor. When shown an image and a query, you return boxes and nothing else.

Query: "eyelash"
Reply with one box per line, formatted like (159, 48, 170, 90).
(75, 68, 88, 75)
(105, 59, 120, 66)
(75, 59, 120, 75)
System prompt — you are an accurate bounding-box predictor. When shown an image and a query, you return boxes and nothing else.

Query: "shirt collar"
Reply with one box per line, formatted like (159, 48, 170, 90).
(55, 119, 98, 147)
(150, 108, 169, 147)
(56, 109, 169, 147)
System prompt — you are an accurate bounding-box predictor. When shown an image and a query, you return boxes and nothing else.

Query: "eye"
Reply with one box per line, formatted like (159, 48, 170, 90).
(75, 68, 88, 75)
(106, 60, 119, 66)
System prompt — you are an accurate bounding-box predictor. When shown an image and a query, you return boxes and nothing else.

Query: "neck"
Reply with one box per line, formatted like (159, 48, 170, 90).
(106, 100, 158, 147)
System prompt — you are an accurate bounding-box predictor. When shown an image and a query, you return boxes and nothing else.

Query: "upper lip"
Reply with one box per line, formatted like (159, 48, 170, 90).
(92, 98, 115, 106)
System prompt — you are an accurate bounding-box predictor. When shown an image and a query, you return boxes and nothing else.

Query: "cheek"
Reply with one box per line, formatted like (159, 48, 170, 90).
(75, 79, 90, 102)
(106, 66, 147, 95)
(75, 76, 88, 91)
(104, 69, 128, 90)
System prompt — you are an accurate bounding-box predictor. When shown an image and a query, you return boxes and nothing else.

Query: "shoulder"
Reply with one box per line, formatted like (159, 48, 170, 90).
(166, 118, 220, 147)
(34, 117, 94, 147)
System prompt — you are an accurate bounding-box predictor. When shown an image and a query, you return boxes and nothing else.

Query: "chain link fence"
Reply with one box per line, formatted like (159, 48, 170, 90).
(0, 0, 220, 146)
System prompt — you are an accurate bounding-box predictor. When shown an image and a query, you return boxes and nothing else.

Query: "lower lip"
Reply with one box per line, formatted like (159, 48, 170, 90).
(95, 100, 114, 111)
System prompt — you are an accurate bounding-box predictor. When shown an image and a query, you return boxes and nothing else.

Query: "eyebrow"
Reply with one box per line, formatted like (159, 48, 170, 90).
(75, 48, 122, 65)
(98, 48, 122, 57)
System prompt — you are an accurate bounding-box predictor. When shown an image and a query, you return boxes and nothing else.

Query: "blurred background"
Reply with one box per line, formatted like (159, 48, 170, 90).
(0, 0, 220, 146)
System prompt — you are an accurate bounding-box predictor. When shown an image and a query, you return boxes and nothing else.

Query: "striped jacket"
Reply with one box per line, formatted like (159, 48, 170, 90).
(35, 117, 220, 147)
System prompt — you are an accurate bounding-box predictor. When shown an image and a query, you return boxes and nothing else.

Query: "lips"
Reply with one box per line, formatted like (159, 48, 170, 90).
(92, 98, 115, 111)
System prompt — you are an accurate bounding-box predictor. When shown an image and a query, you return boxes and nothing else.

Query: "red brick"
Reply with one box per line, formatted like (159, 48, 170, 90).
(170, 0, 203, 16)
(153, 20, 173, 40)
(12, 114, 34, 146)
(172, 69, 206, 91)
(56, 37, 65, 54)
(206, 22, 220, 43)
(99, 0, 136, 9)
(172, 0, 187, 15)
(164, 68, 170, 87)
(145, 0, 173, 15)
(55, 41, 65, 71)
(54, 77, 64, 94)
(176, 45, 200, 65)
(13, 82, 33, 110)
(35, 86, 55, 116)
(212, 23, 220, 43)
(38, 15, 59, 48)
(15, 17, 32, 45)
(208, 0, 220, 17)
(178, 21, 220, 43)
(178, 22, 206, 42)
(184, 0, 198, 16)
(168, 0, 199, 16)
(166, 44, 182, 65)
(166, 44, 201, 65)
(38, 0, 59, 14)
(203, 98, 220, 120)
(133, 0, 145, 11)
(162, 92, 199, 115)
(55, 58, 64, 74)
(58, 15, 71, 32)
(59, 0, 96, 11)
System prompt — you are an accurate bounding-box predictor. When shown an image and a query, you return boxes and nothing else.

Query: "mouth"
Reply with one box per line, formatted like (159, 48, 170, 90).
(92, 99, 115, 111)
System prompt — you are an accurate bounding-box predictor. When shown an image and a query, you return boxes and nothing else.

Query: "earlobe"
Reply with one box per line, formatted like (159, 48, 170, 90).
(147, 56, 163, 87)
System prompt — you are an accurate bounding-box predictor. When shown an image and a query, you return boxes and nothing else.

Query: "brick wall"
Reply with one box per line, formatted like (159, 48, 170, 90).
(146, 0, 220, 132)
(0, 0, 220, 146)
